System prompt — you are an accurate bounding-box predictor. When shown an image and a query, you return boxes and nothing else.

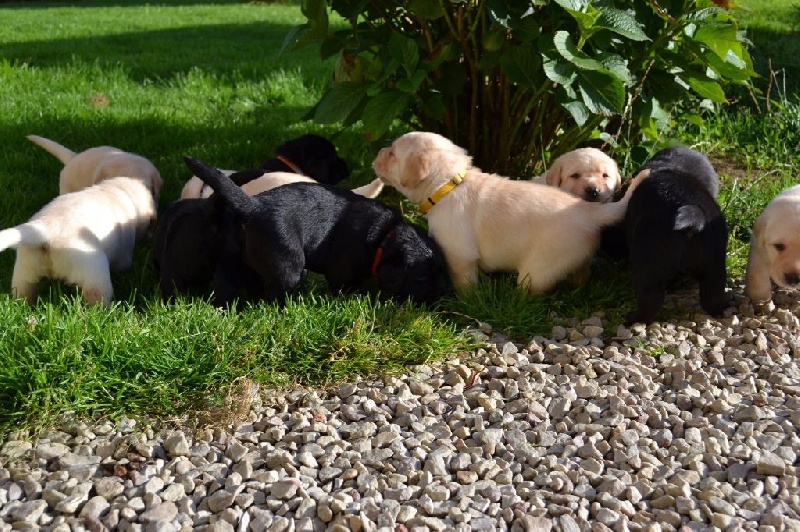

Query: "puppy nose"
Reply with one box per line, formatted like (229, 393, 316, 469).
(785, 272, 800, 286)
(585, 186, 600, 199)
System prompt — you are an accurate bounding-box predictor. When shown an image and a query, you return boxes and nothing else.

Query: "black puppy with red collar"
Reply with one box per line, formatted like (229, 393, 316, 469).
(182, 156, 451, 305)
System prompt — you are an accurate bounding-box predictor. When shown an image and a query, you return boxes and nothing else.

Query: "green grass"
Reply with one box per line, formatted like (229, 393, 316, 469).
(0, 0, 798, 436)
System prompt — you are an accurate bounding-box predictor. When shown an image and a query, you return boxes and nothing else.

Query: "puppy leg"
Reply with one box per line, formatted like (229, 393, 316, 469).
(745, 239, 774, 302)
(627, 270, 665, 325)
(65, 250, 114, 306)
(446, 255, 480, 291)
(696, 235, 728, 316)
(10, 250, 43, 304)
(518, 248, 592, 295)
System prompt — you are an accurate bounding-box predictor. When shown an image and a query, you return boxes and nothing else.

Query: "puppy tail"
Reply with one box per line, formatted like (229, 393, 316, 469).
(27, 135, 76, 164)
(674, 205, 706, 234)
(352, 178, 385, 199)
(0, 224, 45, 252)
(182, 156, 257, 218)
(593, 167, 651, 227)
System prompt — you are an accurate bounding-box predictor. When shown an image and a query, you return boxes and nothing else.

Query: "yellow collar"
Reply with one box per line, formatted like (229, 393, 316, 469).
(418, 172, 465, 214)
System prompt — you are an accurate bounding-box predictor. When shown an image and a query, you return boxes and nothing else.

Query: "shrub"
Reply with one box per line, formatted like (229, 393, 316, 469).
(287, 0, 755, 173)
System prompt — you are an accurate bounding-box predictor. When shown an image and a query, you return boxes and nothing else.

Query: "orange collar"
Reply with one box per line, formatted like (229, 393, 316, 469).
(372, 231, 395, 277)
(277, 155, 302, 174)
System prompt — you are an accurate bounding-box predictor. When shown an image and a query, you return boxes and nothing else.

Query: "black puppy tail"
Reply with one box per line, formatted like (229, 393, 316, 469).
(183, 156, 258, 219)
(674, 205, 706, 234)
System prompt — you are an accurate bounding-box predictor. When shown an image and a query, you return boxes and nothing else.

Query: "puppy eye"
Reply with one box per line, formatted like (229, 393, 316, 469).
(775, 243, 786, 252)
(603, 173, 609, 178)
(570, 173, 580, 179)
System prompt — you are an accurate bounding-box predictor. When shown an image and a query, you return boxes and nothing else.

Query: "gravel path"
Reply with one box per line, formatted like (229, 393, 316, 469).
(1, 286, 799, 531)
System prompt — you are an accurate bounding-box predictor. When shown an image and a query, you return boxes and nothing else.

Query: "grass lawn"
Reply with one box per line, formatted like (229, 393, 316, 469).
(0, 0, 798, 436)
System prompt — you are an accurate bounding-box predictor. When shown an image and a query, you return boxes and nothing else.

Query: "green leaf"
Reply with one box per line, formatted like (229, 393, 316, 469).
(596, 8, 650, 42)
(408, 0, 444, 20)
(314, 83, 367, 124)
(680, 71, 727, 102)
(499, 46, 542, 89)
(543, 56, 577, 86)
(576, 69, 625, 115)
(553, 0, 600, 36)
(561, 100, 591, 126)
(362, 91, 409, 139)
(553, 31, 603, 70)
(693, 24, 744, 62)
(389, 33, 419, 76)
(600, 54, 632, 85)
(396, 70, 427, 93)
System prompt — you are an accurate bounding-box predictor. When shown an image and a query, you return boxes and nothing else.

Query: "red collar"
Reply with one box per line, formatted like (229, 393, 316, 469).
(372, 231, 395, 277)
(276, 155, 302, 174)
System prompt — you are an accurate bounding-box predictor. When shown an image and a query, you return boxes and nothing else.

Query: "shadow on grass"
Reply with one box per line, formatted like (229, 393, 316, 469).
(0, 21, 328, 86)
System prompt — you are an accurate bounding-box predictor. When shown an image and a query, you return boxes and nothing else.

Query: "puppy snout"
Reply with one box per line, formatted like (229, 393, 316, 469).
(585, 186, 600, 200)
(784, 272, 800, 286)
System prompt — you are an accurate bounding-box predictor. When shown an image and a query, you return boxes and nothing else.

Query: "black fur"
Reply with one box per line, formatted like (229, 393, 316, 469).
(624, 146, 728, 324)
(153, 134, 349, 303)
(180, 156, 451, 305)
(226, 133, 350, 189)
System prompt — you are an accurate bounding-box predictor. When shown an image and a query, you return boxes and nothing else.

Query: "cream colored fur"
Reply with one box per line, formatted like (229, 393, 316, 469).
(27, 134, 163, 198)
(373, 131, 645, 294)
(745, 184, 800, 302)
(533, 147, 621, 203)
(0, 177, 157, 306)
(180, 172, 385, 199)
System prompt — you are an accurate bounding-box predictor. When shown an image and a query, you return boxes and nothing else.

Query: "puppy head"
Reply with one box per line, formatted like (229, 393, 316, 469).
(756, 199, 800, 290)
(642, 146, 719, 199)
(275, 134, 350, 185)
(372, 132, 471, 199)
(374, 224, 451, 305)
(543, 147, 620, 203)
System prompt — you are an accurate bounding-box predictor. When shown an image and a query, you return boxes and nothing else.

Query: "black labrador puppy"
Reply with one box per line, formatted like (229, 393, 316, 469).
(154, 134, 350, 302)
(624, 146, 728, 324)
(190, 133, 350, 198)
(182, 156, 451, 305)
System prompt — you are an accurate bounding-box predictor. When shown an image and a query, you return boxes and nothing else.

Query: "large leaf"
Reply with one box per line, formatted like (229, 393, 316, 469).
(693, 24, 745, 62)
(499, 46, 543, 89)
(596, 8, 650, 42)
(561, 100, 591, 126)
(679, 70, 727, 102)
(389, 33, 419, 76)
(408, 0, 444, 20)
(576, 69, 626, 115)
(553, 0, 600, 37)
(553, 31, 603, 71)
(543, 56, 577, 86)
(314, 83, 367, 124)
(362, 91, 410, 139)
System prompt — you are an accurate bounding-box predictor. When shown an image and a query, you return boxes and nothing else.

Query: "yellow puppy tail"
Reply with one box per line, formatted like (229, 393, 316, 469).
(26, 135, 76, 164)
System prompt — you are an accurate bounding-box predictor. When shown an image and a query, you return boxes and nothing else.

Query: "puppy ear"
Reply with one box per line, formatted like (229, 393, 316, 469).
(545, 158, 562, 187)
(745, 214, 773, 301)
(401, 151, 433, 188)
(611, 165, 622, 192)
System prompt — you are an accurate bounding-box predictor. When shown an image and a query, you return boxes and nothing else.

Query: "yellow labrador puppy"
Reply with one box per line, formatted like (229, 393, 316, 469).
(372, 131, 645, 294)
(534, 147, 621, 203)
(180, 172, 385, 199)
(745, 184, 800, 302)
(28, 134, 163, 197)
(0, 176, 157, 306)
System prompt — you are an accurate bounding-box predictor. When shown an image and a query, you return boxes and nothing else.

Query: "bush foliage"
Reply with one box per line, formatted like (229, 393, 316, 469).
(289, 0, 755, 173)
